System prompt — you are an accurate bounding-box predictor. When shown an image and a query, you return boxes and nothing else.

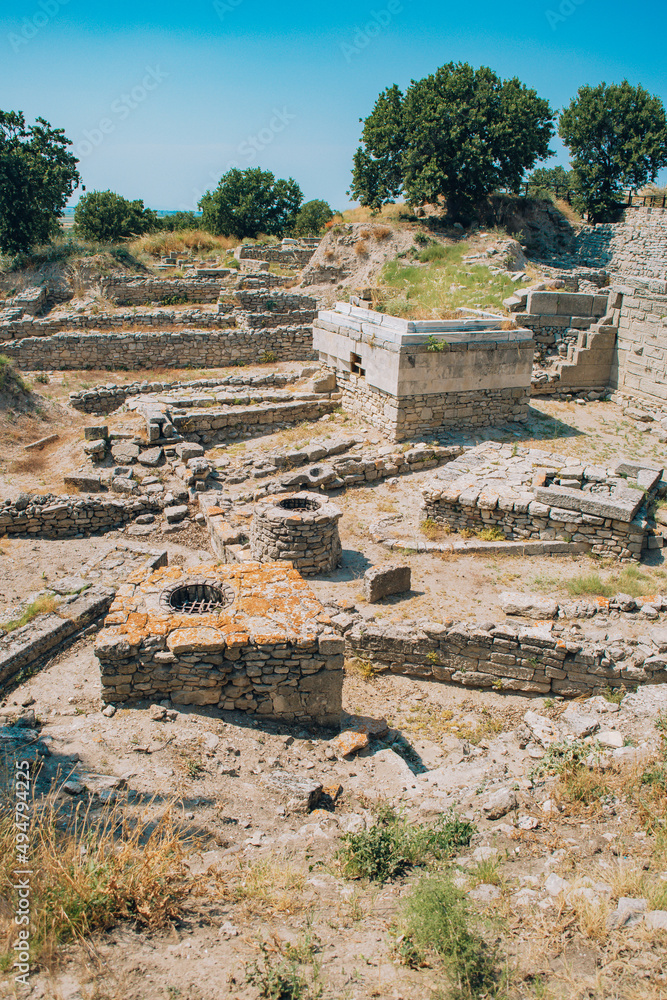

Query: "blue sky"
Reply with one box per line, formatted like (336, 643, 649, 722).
(1, 0, 665, 210)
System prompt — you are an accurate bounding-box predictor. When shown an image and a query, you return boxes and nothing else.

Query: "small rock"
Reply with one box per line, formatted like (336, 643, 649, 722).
(644, 910, 667, 931)
(608, 897, 647, 929)
(149, 705, 167, 721)
(468, 884, 501, 903)
(164, 504, 189, 523)
(472, 846, 498, 863)
(517, 815, 540, 830)
(561, 706, 600, 738)
(598, 730, 624, 749)
(545, 873, 569, 896)
(482, 787, 517, 820)
(330, 730, 369, 758)
(219, 921, 240, 939)
(500, 592, 558, 619)
(102, 704, 116, 718)
(63, 780, 84, 795)
(363, 564, 411, 603)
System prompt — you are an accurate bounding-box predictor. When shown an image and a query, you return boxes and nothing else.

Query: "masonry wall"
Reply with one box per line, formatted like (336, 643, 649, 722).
(239, 246, 316, 266)
(575, 207, 667, 280)
(0, 307, 236, 341)
(0, 494, 165, 538)
(331, 368, 530, 440)
(422, 491, 648, 561)
(99, 277, 228, 305)
(612, 278, 667, 405)
(171, 397, 339, 443)
(342, 620, 665, 697)
(2, 328, 318, 371)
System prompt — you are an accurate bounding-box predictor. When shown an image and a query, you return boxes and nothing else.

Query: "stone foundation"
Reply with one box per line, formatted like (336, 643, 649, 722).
(0, 493, 165, 539)
(250, 492, 342, 575)
(100, 277, 230, 305)
(95, 562, 344, 725)
(2, 327, 317, 371)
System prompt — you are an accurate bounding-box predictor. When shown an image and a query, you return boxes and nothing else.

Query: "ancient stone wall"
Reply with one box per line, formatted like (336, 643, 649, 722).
(575, 207, 667, 280)
(99, 277, 228, 305)
(2, 328, 317, 371)
(171, 397, 339, 443)
(612, 277, 667, 405)
(250, 493, 342, 575)
(341, 620, 664, 697)
(0, 493, 165, 539)
(332, 370, 529, 439)
(0, 307, 236, 341)
(239, 245, 315, 266)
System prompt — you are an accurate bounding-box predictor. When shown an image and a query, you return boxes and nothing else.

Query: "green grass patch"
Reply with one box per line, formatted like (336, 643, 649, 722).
(337, 804, 474, 883)
(395, 873, 500, 998)
(2, 594, 59, 632)
(375, 242, 529, 319)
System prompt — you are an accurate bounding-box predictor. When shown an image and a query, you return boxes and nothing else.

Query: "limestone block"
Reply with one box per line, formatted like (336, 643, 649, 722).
(363, 564, 411, 603)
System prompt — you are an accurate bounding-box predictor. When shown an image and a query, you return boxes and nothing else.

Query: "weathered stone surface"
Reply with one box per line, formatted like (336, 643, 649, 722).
(164, 504, 188, 523)
(363, 564, 411, 603)
(482, 787, 518, 820)
(535, 484, 643, 522)
(263, 771, 323, 812)
(500, 592, 558, 619)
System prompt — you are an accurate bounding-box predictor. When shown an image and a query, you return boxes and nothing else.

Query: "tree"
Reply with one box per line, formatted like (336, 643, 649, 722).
(350, 63, 554, 222)
(74, 191, 158, 241)
(199, 167, 303, 239)
(293, 199, 334, 236)
(526, 165, 576, 199)
(158, 211, 201, 231)
(559, 81, 667, 221)
(0, 110, 80, 255)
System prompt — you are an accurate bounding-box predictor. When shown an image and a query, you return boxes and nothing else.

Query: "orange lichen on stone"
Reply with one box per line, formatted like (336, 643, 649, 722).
(330, 730, 369, 758)
(595, 596, 611, 610)
(167, 627, 226, 654)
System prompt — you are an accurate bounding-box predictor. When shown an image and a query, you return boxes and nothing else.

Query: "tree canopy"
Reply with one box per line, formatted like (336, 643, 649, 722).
(559, 81, 667, 221)
(73, 191, 158, 241)
(0, 110, 80, 255)
(199, 167, 303, 239)
(525, 165, 576, 199)
(350, 63, 554, 222)
(293, 199, 334, 236)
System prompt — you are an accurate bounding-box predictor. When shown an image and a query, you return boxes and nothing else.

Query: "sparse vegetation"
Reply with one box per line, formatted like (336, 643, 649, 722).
(1, 593, 58, 632)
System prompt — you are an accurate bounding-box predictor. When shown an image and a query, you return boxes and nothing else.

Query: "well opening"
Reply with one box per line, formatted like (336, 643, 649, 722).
(277, 497, 321, 512)
(166, 583, 232, 615)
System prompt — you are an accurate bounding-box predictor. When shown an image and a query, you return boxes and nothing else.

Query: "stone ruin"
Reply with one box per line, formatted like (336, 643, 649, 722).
(95, 561, 344, 724)
(313, 302, 534, 440)
(249, 491, 343, 575)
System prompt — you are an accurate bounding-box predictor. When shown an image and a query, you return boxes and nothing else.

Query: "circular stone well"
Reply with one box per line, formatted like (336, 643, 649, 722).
(159, 578, 235, 615)
(250, 491, 342, 575)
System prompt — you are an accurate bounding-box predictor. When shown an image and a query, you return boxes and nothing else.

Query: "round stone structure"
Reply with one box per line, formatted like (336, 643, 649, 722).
(250, 491, 342, 576)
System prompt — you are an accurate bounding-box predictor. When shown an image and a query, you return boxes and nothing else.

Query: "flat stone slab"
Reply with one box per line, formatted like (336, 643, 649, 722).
(111, 443, 140, 464)
(363, 564, 411, 603)
(263, 771, 323, 812)
(534, 485, 643, 522)
(138, 447, 164, 467)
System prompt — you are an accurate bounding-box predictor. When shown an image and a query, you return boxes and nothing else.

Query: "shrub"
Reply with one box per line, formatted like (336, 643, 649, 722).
(354, 239, 368, 255)
(337, 804, 474, 882)
(396, 874, 499, 998)
(0, 355, 27, 394)
(418, 243, 448, 262)
(476, 526, 504, 542)
(74, 190, 158, 241)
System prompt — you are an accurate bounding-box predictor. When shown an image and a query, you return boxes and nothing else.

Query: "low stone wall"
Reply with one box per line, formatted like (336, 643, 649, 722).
(332, 370, 530, 439)
(0, 307, 235, 341)
(422, 481, 650, 561)
(171, 397, 339, 443)
(3, 327, 317, 372)
(0, 587, 114, 696)
(341, 619, 664, 697)
(507, 289, 611, 352)
(239, 245, 316, 266)
(99, 277, 228, 305)
(0, 493, 166, 539)
(234, 289, 317, 312)
(95, 562, 344, 725)
(68, 372, 302, 415)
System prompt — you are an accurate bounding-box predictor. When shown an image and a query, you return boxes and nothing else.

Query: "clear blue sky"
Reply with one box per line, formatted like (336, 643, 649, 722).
(1, 0, 665, 210)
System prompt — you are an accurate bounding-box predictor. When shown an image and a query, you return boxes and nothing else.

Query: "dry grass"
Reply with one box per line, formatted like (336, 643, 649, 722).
(1, 593, 59, 632)
(374, 225, 392, 239)
(0, 796, 194, 970)
(212, 855, 306, 916)
(345, 656, 376, 681)
(354, 240, 368, 256)
(420, 518, 451, 541)
(129, 229, 237, 259)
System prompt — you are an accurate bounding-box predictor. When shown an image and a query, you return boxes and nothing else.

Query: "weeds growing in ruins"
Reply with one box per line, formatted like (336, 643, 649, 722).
(395, 873, 500, 999)
(1, 593, 59, 632)
(0, 795, 193, 969)
(245, 933, 323, 1000)
(337, 804, 475, 883)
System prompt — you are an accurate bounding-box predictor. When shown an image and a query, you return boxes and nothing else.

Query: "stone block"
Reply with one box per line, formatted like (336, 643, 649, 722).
(363, 564, 411, 603)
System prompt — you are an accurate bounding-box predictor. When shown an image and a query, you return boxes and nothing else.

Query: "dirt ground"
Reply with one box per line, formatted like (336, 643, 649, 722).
(2, 375, 667, 1000)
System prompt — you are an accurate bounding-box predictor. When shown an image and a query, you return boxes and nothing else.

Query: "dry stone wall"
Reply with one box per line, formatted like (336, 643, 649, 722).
(575, 207, 667, 280)
(99, 277, 229, 305)
(0, 306, 235, 341)
(341, 619, 665, 697)
(250, 492, 342, 575)
(2, 328, 317, 372)
(0, 493, 166, 539)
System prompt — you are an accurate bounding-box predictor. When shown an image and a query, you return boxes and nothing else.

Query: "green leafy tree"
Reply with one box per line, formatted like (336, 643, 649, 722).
(0, 110, 80, 255)
(293, 199, 334, 236)
(559, 81, 667, 221)
(158, 211, 201, 231)
(199, 167, 303, 239)
(350, 63, 554, 222)
(526, 165, 576, 199)
(74, 191, 158, 241)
